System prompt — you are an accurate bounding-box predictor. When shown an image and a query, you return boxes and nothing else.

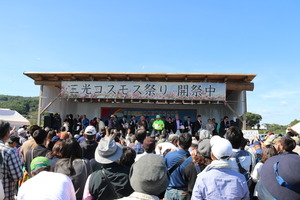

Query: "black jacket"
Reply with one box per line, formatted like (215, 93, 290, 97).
(183, 120, 193, 133)
(80, 139, 98, 160)
(165, 121, 176, 134)
(219, 121, 230, 137)
(193, 120, 203, 134)
(25, 144, 51, 176)
(89, 162, 133, 200)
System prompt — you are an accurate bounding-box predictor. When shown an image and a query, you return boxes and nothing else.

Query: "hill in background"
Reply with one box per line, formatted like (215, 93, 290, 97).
(0, 95, 39, 124)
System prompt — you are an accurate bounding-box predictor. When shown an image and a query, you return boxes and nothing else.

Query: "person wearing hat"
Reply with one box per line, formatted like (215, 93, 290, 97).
(258, 154, 300, 200)
(118, 154, 169, 200)
(152, 115, 164, 136)
(263, 134, 276, 147)
(17, 156, 76, 200)
(198, 129, 211, 141)
(17, 128, 28, 145)
(192, 136, 249, 200)
(80, 126, 98, 160)
(247, 141, 262, 173)
(6, 135, 21, 149)
(83, 136, 133, 200)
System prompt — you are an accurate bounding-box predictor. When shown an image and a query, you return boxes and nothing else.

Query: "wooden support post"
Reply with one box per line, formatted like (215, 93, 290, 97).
(40, 93, 62, 114)
(37, 85, 43, 126)
(242, 91, 247, 130)
(224, 102, 244, 123)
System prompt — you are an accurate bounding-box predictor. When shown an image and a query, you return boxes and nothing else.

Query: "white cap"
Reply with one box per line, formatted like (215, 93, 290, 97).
(211, 136, 232, 160)
(264, 134, 276, 146)
(18, 128, 27, 135)
(84, 126, 96, 135)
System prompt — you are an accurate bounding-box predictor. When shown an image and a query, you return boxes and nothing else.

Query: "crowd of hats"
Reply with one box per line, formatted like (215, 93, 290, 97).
(21, 123, 300, 200)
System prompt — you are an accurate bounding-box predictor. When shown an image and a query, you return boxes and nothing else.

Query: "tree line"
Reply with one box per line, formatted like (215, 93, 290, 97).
(0, 95, 39, 115)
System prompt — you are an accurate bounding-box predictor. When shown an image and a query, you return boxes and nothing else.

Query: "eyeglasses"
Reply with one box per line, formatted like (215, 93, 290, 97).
(273, 162, 300, 194)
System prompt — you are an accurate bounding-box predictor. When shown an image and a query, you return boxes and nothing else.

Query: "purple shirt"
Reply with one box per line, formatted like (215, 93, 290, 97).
(192, 168, 249, 200)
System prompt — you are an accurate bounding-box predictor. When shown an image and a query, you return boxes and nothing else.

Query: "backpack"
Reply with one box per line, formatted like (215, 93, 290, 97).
(235, 150, 252, 187)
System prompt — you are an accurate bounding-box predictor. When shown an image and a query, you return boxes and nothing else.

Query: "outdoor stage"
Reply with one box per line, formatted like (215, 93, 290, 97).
(24, 72, 256, 129)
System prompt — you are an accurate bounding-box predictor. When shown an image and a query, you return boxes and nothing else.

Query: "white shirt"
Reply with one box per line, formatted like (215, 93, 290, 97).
(118, 192, 159, 200)
(251, 162, 263, 183)
(135, 152, 153, 162)
(251, 162, 264, 197)
(155, 142, 178, 156)
(98, 120, 105, 130)
(206, 123, 215, 133)
(17, 171, 76, 200)
(0, 181, 4, 200)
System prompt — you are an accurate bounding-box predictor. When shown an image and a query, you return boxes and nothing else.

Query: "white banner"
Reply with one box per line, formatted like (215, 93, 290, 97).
(242, 130, 259, 141)
(61, 81, 226, 101)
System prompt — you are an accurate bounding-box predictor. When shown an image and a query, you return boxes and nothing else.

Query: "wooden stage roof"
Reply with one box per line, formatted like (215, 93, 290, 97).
(24, 72, 256, 91)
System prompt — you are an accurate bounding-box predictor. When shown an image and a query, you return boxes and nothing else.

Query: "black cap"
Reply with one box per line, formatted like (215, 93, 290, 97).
(7, 135, 20, 145)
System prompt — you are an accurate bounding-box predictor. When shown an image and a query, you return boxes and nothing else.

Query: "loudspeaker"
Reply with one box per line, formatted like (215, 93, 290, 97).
(44, 116, 52, 128)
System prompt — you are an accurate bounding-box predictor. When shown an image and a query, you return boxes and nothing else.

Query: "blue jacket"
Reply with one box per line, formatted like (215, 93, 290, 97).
(164, 149, 192, 189)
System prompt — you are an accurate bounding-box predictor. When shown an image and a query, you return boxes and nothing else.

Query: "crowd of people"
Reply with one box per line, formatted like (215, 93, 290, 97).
(0, 113, 299, 200)
(47, 113, 239, 139)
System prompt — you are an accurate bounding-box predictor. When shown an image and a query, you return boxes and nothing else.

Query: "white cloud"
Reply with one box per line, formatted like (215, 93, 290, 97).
(260, 90, 300, 99)
(280, 101, 288, 105)
(260, 109, 270, 114)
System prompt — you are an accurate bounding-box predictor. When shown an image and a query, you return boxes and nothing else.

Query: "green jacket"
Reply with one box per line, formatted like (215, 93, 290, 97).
(152, 120, 165, 130)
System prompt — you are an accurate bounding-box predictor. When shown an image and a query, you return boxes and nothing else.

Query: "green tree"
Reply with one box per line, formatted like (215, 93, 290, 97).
(268, 123, 287, 135)
(246, 112, 262, 128)
(290, 119, 300, 126)
(0, 95, 38, 115)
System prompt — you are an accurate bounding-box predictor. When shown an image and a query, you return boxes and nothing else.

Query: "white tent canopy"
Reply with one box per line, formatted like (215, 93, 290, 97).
(291, 122, 300, 134)
(0, 108, 30, 128)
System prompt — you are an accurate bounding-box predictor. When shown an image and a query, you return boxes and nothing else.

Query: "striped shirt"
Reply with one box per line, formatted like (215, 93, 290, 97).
(0, 140, 22, 200)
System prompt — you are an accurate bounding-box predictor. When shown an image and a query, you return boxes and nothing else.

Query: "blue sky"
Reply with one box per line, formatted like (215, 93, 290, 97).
(0, 1, 299, 125)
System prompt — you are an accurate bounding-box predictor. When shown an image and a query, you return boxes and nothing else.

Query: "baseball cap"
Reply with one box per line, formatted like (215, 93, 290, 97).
(30, 156, 51, 171)
(210, 136, 233, 160)
(84, 126, 96, 135)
